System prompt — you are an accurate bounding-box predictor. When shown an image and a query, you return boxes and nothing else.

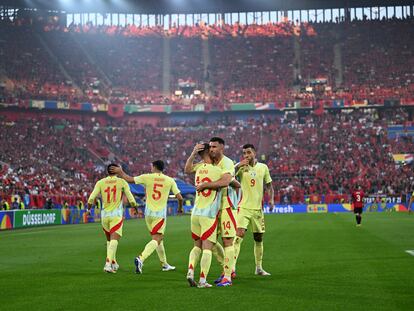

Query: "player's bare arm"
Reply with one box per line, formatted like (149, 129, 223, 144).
(176, 193, 184, 213)
(196, 173, 232, 191)
(109, 165, 135, 183)
(230, 178, 241, 189)
(265, 182, 274, 212)
(184, 143, 205, 174)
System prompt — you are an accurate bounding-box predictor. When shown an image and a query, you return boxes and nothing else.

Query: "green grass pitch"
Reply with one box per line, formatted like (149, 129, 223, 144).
(1, 213, 414, 311)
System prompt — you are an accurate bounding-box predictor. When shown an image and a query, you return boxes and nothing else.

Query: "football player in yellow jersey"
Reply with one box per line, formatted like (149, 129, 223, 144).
(110, 160, 183, 274)
(233, 144, 274, 276)
(87, 164, 137, 273)
(184, 143, 224, 288)
(196, 137, 239, 286)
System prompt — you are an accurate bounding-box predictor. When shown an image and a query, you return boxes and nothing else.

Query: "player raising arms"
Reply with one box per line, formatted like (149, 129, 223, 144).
(352, 184, 365, 226)
(110, 161, 183, 273)
(88, 164, 137, 273)
(184, 143, 225, 288)
(196, 137, 239, 287)
(233, 144, 274, 276)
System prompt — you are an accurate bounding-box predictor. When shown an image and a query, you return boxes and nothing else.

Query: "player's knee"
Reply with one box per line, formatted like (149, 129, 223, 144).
(111, 232, 121, 240)
(152, 234, 163, 245)
(222, 237, 233, 247)
(253, 233, 263, 242)
(202, 240, 214, 250)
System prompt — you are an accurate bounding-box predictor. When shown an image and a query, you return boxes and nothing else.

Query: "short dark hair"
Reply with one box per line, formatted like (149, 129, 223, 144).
(107, 163, 119, 175)
(198, 143, 210, 156)
(152, 160, 165, 172)
(242, 144, 256, 150)
(210, 137, 225, 145)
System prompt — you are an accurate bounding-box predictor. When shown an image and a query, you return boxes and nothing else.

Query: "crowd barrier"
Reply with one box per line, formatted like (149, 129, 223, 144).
(0, 203, 409, 231)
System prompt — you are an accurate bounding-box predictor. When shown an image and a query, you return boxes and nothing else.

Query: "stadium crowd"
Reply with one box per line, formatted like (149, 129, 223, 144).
(1, 108, 413, 208)
(1, 17, 413, 107)
(1, 15, 414, 208)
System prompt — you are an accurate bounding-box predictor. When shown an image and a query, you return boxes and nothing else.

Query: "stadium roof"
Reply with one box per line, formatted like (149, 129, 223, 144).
(0, 0, 413, 14)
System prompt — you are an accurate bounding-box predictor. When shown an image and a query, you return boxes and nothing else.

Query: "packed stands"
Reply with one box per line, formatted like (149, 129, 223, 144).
(1, 108, 413, 207)
(1, 15, 414, 208)
(1, 17, 413, 106)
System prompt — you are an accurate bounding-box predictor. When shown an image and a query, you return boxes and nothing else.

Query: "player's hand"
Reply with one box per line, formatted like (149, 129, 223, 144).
(191, 143, 205, 156)
(109, 165, 123, 175)
(239, 159, 249, 167)
(196, 182, 208, 192)
(268, 200, 274, 212)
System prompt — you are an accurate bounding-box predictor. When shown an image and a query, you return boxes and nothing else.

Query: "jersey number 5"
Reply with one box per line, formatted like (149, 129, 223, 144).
(152, 183, 163, 201)
(104, 186, 117, 203)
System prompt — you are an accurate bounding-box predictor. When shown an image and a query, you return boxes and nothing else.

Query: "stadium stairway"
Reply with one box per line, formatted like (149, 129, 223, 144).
(70, 33, 113, 89)
(258, 126, 272, 157)
(333, 42, 343, 87)
(162, 36, 171, 95)
(36, 32, 82, 93)
(293, 33, 302, 82)
(202, 36, 212, 96)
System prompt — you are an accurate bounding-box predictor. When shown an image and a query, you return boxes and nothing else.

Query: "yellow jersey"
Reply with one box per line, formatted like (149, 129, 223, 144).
(193, 163, 223, 218)
(237, 162, 272, 210)
(134, 173, 180, 218)
(214, 155, 236, 210)
(88, 175, 136, 217)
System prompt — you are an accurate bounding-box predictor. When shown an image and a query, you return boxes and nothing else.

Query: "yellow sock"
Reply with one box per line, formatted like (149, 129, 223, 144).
(156, 240, 167, 266)
(199, 249, 212, 283)
(106, 241, 117, 263)
(224, 245, 235, 279)
(212, 243, 225, 267)
(188, 246, 202, 270)
(254, 241, 263, 269)
(233, 236, 244, 270)
(140, 240, 158, 262)
(107, 240, 119, 263)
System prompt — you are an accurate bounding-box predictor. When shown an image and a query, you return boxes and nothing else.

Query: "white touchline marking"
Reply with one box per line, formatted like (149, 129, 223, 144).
(405, 250, 414, 256)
